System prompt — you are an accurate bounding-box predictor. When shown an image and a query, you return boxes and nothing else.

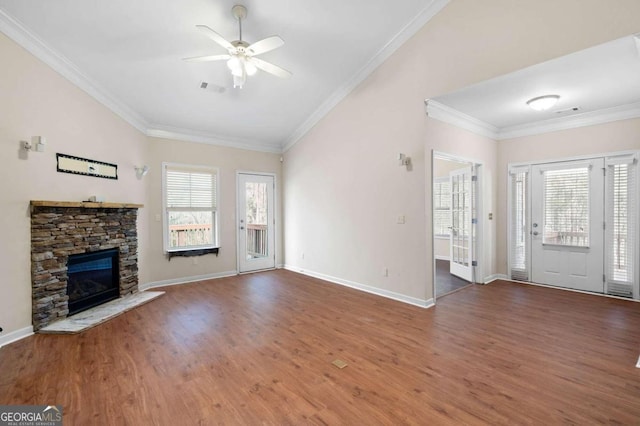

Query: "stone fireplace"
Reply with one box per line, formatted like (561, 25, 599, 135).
(30, 201, 143, 330)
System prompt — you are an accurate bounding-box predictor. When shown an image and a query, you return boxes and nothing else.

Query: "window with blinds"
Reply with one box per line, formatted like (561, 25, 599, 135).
(605, 156, 637, 297)
(433, 177, 451, 237)
(509, 168, 529, 281)
(163, 163, 219, 251)
(542, 167, 590, 247)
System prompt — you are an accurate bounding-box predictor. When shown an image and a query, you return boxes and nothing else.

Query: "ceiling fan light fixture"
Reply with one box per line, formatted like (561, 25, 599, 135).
(233, 73, 246, 89)
(526, 94, 560, 111)
(227, 56, 243, 76)
(245, 59, 257, 76)
(185, 5, 290, 89)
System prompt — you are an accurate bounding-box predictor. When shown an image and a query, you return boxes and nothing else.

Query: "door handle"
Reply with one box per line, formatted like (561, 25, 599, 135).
(240, 226, 245, 230)
(532, 231, 539, 236)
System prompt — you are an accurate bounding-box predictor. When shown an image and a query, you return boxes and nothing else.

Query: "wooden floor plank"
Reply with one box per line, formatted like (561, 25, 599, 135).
(1, 270, 640, 424)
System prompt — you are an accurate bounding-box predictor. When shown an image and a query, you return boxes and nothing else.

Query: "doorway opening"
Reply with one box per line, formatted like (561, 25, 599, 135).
(432, 151, 484, 299)
(507, 151, 639, 298)
(237, 172, 276, 273)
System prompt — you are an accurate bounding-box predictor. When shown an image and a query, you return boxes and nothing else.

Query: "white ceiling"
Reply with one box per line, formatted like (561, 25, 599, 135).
(0, 0, 448, 152)
(429, 34, 640, 138)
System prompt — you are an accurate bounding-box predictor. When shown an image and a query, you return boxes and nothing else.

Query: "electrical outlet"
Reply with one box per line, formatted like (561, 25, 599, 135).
(301, 252, 305, 259)
(155, 214, 161, 222)
(397, 215, 405, 224)
(382, 267, 388, 277)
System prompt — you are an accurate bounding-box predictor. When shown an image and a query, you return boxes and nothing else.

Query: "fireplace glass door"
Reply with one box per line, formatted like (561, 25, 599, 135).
(67, 248, 119, 315)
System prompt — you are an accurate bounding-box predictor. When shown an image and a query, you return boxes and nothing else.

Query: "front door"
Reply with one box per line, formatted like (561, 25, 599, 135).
(237, 173, 275, 273)
(530, 158, 604, 292)
(449, 166, 473, 282)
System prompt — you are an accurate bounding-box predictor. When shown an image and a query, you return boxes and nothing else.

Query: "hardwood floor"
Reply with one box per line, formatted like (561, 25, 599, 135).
(435, 259, 471, 297)
(1, 270, 640, 424)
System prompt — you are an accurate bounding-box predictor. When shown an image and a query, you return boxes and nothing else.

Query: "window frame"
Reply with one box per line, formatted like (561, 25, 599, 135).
(433, 176, 451, 238)
(162, 162, 220, 253)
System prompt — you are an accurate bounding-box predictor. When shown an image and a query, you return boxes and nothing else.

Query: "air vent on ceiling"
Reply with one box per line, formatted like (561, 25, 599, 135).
(555, 107, 580, 114)
(199, 81, 226, 94)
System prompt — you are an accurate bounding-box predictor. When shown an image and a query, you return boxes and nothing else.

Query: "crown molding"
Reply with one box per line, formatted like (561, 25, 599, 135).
(282, 0, 450, 152)
(497, 101, 640, 140)
(425, 99, 499, 139)
(146, 125, 283, 154)
(0, 8, 284, 154)
(0, 8, 149, 133)
(425, 98, 640, 142)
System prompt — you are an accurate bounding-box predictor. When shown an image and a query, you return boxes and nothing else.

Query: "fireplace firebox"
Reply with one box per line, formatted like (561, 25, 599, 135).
(67, 248, 120, 316)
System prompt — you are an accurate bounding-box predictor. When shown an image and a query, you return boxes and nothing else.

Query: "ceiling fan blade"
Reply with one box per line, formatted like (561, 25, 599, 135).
(250, 57, 292, 79)
(196, 25, 234, 51)
(247, 36, 284, 56)
(183, 54, 231, 62)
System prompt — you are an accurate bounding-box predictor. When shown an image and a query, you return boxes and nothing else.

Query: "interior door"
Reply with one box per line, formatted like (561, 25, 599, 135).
(449, 166, 473, 281)
(531, 159, 604, 292)
(238, 173, 275, 273)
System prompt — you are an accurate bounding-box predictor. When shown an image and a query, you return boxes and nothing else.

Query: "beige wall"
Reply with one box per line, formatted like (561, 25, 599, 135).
(0, 33, 149, 337)
(0, 32, 283, 339)
(144, 137, 282, 284)
(496, 118, 640, 275)
(3, 0, 640, 338)
(283, 0, 640, 303)
(427, 120, 499, 282)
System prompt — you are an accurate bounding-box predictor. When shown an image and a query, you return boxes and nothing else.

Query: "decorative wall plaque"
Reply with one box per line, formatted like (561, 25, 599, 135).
(56, 153, 118, 180)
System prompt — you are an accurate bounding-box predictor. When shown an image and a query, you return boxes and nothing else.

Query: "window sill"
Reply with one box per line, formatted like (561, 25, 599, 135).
(166, 247, 219, 261)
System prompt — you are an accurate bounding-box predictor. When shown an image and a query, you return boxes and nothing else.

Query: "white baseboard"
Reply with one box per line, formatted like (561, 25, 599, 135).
(140, 270, 238, 290)
(484, 274, 509, 284)
(435, 255, 450, 261)
(0, 326, 34, 348)
(636, 355, 640, 368)
(283, 265, 434, 309)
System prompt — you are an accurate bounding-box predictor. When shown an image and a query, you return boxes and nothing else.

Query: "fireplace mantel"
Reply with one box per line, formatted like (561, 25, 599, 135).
(30, 202, 142, 330)
(31, 200, 143, 209)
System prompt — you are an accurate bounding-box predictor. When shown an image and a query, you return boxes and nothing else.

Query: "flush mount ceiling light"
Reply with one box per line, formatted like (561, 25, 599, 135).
(183, 4, 291, 89)
(526, 95, 560, 111)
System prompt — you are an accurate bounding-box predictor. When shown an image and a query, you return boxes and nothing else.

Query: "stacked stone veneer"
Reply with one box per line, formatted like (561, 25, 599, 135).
(31, 205, 139, 330)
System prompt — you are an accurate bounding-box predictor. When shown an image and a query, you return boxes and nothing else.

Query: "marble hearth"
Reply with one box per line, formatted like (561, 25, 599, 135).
(30, 200, 143, 331)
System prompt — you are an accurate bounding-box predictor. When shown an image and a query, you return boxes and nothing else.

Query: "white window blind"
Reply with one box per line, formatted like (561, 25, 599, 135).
(542, 167, 590, 247)
(434, 177, 451, 236)
(605, 156, 637, 297)
(166, 169, 217, 209)
(163, 164, 219, 251)
(509, 168, 529, 281)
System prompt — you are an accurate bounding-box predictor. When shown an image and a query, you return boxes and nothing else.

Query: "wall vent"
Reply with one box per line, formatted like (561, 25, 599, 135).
(555, 107, 580, 114)
(199, 81, 226, 93)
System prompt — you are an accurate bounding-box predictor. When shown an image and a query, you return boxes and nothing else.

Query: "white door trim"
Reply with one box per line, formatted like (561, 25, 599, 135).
(432, 150, 486, 303)
(530, 158, 605, 292)
(507, 150, 640, 298)
(236, 171, 277, 274)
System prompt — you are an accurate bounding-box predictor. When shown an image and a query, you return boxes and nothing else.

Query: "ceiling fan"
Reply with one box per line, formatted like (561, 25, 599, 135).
(184, 4, 291, 89)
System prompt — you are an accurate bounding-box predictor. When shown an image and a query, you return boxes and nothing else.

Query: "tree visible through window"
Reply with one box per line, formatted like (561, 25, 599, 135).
(543, 167, 589, 247)
(163, 164, 219, 251)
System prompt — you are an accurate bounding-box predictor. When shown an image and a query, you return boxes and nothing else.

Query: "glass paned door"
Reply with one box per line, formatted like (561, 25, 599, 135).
(238, 173, 275, 272)
(531, 159, 604, 293)
(449, 167, 473, 282)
